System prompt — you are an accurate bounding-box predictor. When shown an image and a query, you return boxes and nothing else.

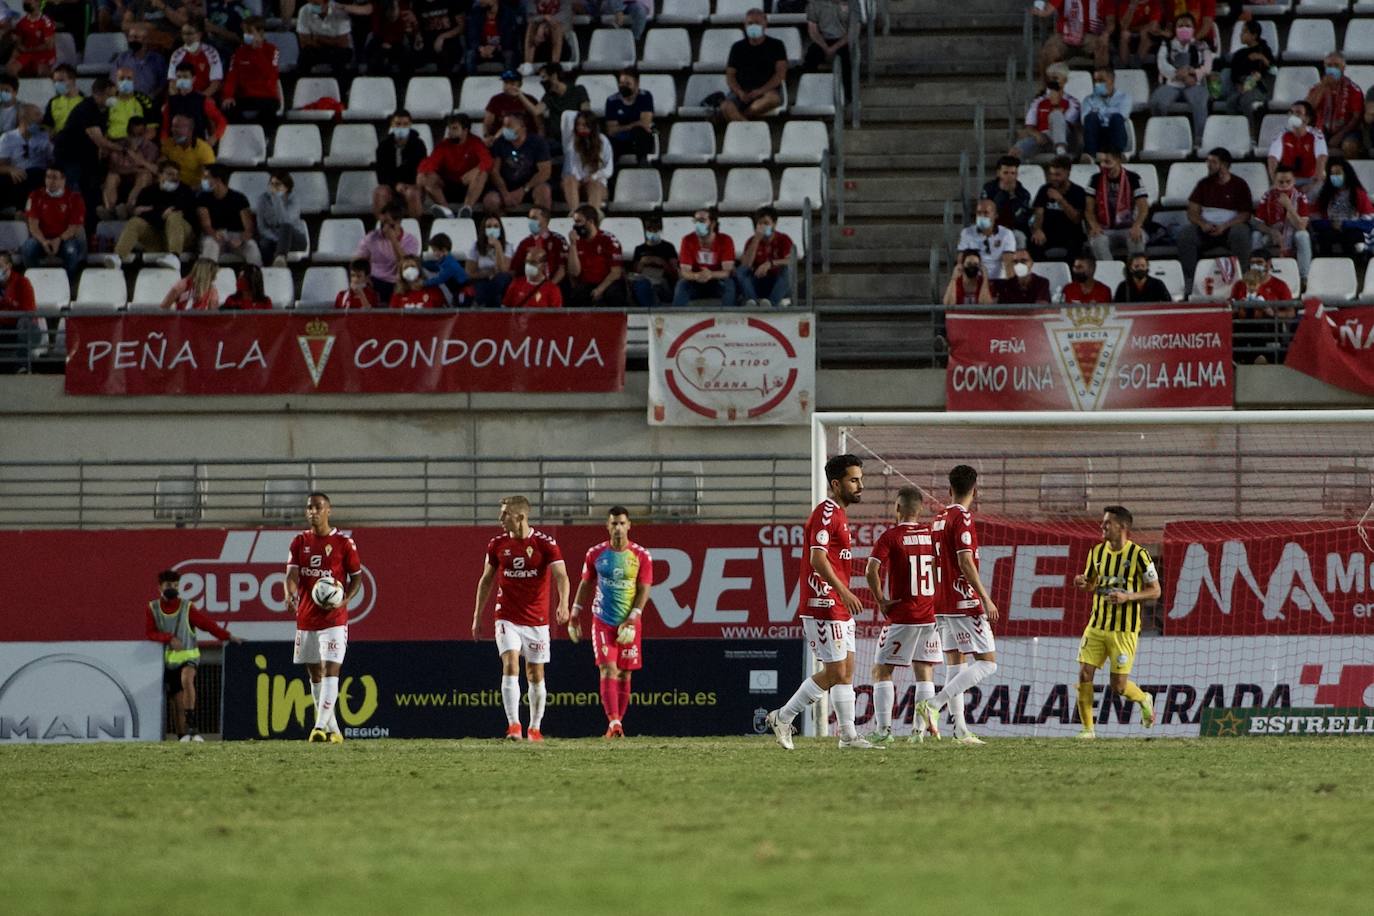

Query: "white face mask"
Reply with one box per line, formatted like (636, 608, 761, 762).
(184, 41, 200, 53)
(1012, 262, 1030, 278)
(402, 266, 420, 282)
(160, 180, 178, 192)
(525, 263, 542, 281)
(1288, 114, 1304, 131)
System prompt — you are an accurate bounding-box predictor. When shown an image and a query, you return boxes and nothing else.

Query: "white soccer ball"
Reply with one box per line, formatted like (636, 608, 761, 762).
(312, 577, 345, 609)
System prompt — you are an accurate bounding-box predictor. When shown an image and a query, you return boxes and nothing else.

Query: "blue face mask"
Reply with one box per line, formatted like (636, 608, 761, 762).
(976, 215, 993, 231)
(1331, 173, 1346, 188)
(53, 81, 68, 95)
(176, 78, 193, 92)
(694, 220, 710, 237)
(485, 226, 501, 239)
(527, 218, 541, 235)
(646, 231, 660, 243)
(1094, 81, 1108, 97)
(201, 178, 212, 192)
(501, 127, 518, 141)
(1326, 66, 1343, 80)
(118, 79, 134, 94)
(391, 126, 410, 139)
(0, 91, 12, 104)
(761, 224, 774, 237)
(745, 24, 764, 40)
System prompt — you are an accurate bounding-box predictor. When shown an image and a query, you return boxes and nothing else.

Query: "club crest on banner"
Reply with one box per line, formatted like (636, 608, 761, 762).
(1045, 306, 1129, 410)
(297, 318, 336, 387)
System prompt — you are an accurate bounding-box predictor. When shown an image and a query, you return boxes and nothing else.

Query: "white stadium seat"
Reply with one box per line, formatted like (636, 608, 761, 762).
(695, 29, 742, 71)
(266, 31, 300, 71)
(27, 268, 70, 309)
(290, 171, 330, 214)
(403, 76, 454, 120)
(72, 269, 127, 312)
(1018, 164, 1046, 203)
(131, 268, 179, 307)
(343, 76, 397, 121)
(1270, 67, 1320, 110)
(639, 74, 679, 117)
(1162, 162, 1208, 207)
(792, 73, 838, 116)
(261, 266, 296, 309)
(1035, 261, 1072, 302)
(1295, 0, 1347, 15)
(585, 29, 637, 71)
(1254, 114, 1287, 157)
(576, 74, 619, 117)
(1230, 163, 1271, 204)
(1115, 69, 1151, 112)
(1064, 70, 1092, 103)
(719, 167, 773, 212)
(710, 0, 753, 22)
(218, 124, 267, 167)
(1198, 115, 1252, 158)
(1284, 19, 1335, 62)
(1094, 259, 1125, 291)
(775, 28, 805, 66)
(1345, 20, 1374, 62)
(268, 124, 322, 167)
(642, 28, 693, 70)
(430, 218, 479, 254)
(458, 77, 502, 118)
(610, 168, 664, 212)
(313, 219, 365, 264)
(658, 0, 710, 24)
(324, 124, 380, 167)
(214, 267, 237, 303)
(228, 170, 269, 202)
(1140, 116, 1193, 161)
(680, 74, 728, 117)
(601, 217, 645, 255)
(298, 267, 348, 308)
(665, 168, 719, 210)
(776, 121, 828, 164)
(331, 171, 379, 215)
(289, 77, 341, 120)
(776, 167, 823, 211)
(1306, 257, 1358, 301)
(661, 121, 717, 164)
(79, 31, 127, 74)
(716, 121, 771, 164)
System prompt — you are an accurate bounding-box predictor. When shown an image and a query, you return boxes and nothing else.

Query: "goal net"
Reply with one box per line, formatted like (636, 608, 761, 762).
(810, 410, 1374, 739)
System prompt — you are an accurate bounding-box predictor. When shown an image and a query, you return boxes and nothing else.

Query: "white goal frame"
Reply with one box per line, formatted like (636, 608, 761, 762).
(805, 409, 1374, 738)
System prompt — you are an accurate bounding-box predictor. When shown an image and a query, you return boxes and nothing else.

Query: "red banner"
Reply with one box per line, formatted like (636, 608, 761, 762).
(1284, 300, 1374, 397)
(946, 303, 1233, 410)
(63, 312, 627, 395)
(1163, 521, 1374, 635)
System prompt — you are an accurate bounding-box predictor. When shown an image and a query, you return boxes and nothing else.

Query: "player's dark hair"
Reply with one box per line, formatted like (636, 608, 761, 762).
(607, 505, 630, 518)
(1104, 505, 1134, 527)
(307, 492, 331, 504)
(824, 454, 862, 484)
(896, 486, 922, 515)
(157, 569, 180, 583)
(949, 464, 978, 498)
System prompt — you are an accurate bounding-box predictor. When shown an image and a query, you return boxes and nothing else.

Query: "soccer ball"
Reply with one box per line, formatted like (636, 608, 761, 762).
(312, 577, 345, 609)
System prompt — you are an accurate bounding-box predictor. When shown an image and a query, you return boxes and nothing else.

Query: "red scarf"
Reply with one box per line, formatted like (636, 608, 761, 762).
(1314, 77, 1356, 133)
(1094, 168, 1133, 229)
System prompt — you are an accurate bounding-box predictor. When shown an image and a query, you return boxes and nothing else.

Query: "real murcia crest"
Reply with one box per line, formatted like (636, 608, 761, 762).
(297, 318, 336, 387)
(1045, 305, 1129, 410)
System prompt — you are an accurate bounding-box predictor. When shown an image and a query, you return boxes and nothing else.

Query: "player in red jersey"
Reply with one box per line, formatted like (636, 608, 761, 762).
(765, 454, 880, 750)
(916, 465, 999, 745)
(472, 495, 570, 742)
(864, 486, 941, 745)
(285, 493, 363, 745)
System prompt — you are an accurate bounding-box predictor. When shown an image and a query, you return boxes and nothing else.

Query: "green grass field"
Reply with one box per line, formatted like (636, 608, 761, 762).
(2, 737, 1369, 915)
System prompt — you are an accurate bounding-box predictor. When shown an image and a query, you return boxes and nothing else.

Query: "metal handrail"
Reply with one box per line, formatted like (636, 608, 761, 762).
(802, 196, 815, 310)
(957, 151, 971, 224)
(1005, 55, 1019, 147)
(851, 0, 863, 129)
(973, 103, 987, 190)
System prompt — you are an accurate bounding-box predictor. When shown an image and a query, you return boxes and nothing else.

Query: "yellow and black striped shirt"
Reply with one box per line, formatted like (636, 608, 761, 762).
(1082, 539, 1156, 633)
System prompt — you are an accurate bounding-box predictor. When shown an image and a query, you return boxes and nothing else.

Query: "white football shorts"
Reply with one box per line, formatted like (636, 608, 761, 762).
(294, 625, 348, 665)
(875, 623, 942, 666)
(936, 615, 996, 656)
(495, 621, 551, 664)
(801, 616, 855, 664)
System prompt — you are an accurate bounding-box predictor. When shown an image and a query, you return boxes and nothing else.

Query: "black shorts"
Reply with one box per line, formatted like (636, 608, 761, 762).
(164, 662, 196, 695)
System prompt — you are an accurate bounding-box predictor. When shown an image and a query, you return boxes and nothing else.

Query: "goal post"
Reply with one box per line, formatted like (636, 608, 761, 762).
(807, 410, 1374, 739)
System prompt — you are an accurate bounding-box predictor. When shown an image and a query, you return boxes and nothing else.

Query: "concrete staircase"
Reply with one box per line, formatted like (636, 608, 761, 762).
(813, 0, 1027, 303)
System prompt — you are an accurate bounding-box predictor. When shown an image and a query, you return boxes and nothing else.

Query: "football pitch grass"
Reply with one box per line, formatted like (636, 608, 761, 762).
(3, 736, 1369, 916)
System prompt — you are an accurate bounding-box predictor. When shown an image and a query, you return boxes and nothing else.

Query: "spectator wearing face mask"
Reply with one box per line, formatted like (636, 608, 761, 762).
(0, 104, 54, 213)
(1266, 102, 1326, 190)
(336, 259, 380, 309)
(161, 114, 217, 187)
(110, 23, 169, 102)
(0, 75, 20, 134)
(735, 206, 794, 308)
(957, 199, 1017, 279)
(390, 254, 446, 309)
(1114, 253, 1171, 302)
(373, 110, 429, 219)
(1307, 54, 1365, 162)
(1231, 255, 1295, 364)
(992, 249, 1051, 304)
(1011, 73, 1080, 160)
(107, 67, 157, 141)
(467, 215, 514, 307)
(115, 159, 197, 265)
(562, 111, 614, 214)
(720, 10, 788, 123)
(55, 78, 122, 208)
(1150, 12, 1212, 140)
(535, 63, 590, 159)
(1253, 167, 1312, 282)
(221, 18, 283, 126)
(198, 163, 262, 265)
(99, 116, 160, 222)
(1311, 158, 1374, 258)
(674, 207, 737, 306)
(1080, 68, 1130, 161)
(604, 68, 654, 166)
(421, 233, 471, 305)
(1084, 149, 1149, 261)
(9, 1, 57, 78)
(567, 204, 626, 308)
(222, 264, 275, 310)
(628, 215, 678, 307)
(417, 113, 492, 219)
(511, 205, 568, 287)
(163, 61, 228, 144)
(41, 65, 83, 136)
(1228, 250, 1291, 303)
(503, 247, 563, 307)
(484, 69, 542, 142)
(256, 170, 308, 267)
(942, 248, 993, 306)
(357, 203, 420, 302)
(483, 113, 553, 215)
(1161, 0, 1218, 51)
(167, 19, 224, 98)
(1060, 252, 1111, 303)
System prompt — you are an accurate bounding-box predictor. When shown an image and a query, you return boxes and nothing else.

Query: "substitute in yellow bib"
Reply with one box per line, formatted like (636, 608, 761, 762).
(1072, 506, 1161, 738)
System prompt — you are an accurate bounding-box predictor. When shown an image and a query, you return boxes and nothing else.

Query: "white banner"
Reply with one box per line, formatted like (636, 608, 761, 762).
(647, 312, 815, 425)
(849, 636, 1374, 738)
(0, 642, 164, 742)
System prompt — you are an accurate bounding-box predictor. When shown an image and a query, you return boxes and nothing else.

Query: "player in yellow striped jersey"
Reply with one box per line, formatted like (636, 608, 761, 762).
(1071, 505, 1162, 739)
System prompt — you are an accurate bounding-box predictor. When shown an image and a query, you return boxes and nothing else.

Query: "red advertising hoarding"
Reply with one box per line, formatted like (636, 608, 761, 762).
(946, 303, 1233, 410)
(63, 312, 627, 395)
(1284, 300, 1374, 397)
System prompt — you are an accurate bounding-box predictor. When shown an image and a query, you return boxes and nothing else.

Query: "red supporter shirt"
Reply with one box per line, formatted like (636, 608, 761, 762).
(679, 232, 736, 272)
(486, 529, 564, 627)
(574, 230, 622, 285)
(1026, 93, 1078, 131)
(389, 287, 444, 309)
(222, 42, 280, 101)
(418, 137, 494, 181)
(1268, 131, 1326, 180)
(1061, 280, 1113, 303)
(511, 231, 568, 278)
(932, 503, 984, 617)
(335, 287, 379, 309)
(502, 277, 563, 307)
(0, 273, 36, 327)
(869, 522, 937, 625)
(1161, 0, 1215, 26)
(15, 14, 56, 59)
(287, 528, 363, 631)
(1255, 188, 1312, 226)
(747, 232, 794, 276)
(26, 188, 85, 239)
(1115, 0, 1161, 28)
(800, 497, 853, 622)
(485, 92, 540, 134)
(170, 47, 222, 93)
(1230, 276, 1293, 301)
(1308, 78, 1365, 136)
(145, 598, 234, 643)
(1049, 0, 1109, 39)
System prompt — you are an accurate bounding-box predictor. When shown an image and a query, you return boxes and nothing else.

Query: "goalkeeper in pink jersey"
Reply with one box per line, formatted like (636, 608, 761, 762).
(571, 506, 653, 738)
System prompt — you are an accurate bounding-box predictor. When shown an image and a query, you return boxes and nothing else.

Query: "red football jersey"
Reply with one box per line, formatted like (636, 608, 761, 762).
(932, 503, 984, 617)
(486, 529, 564, 626)
(799, 498, 853, 622)
(287, 528, 362, 631)
(869, 522, 937, 625)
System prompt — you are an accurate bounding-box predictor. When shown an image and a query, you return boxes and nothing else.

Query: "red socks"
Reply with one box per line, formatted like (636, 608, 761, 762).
(616, 676, 632, 722)
(599, 675, 634, 722)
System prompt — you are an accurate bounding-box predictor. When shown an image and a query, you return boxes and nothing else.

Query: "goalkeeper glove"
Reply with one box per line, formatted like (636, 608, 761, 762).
(616, 621, 636, 645)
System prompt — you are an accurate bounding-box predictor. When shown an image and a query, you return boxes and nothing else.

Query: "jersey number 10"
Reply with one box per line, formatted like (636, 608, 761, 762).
(908, 554, 936, 597)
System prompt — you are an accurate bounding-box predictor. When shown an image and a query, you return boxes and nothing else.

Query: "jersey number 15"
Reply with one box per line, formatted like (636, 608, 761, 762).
(908, 554, 936, 597)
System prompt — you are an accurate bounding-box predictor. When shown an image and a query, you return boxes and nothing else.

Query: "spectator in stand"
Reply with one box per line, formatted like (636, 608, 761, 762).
(222, 264, 275, 310)
(22, 166, 85, 282)
(0, 75, 20, 134)
(735, 205, 793, 307)
(1161, 0, 1217, 50)
(54, 78, 122, 204)
(421, 232, 470, 305)
(160, 257, 221, 310)
(298, 0, 359, 74)
(1307, 54, 1364, 162)
(1311, 158, 1374, 258)
(42, 65, 83, 136)
(466, 214, 513, 307)
(356, 202, 419, 301)
(511, 204, 568, 286)
(375, 110, 428, 218)
(980, 156, 1032, 246)
(566, 204, 626, 307)
(122, 0, 191, 54)
(1011, 73, 1080, 160)
(628, 214, 677, 307)
(803, 0, 853, 100)
(413, 0, 465, 75)
(41, 0, 90, 39)
(161, 113, 216, 187)
(1033, 0, 1110, 74)
(256, 170, 308, 266)
(1177, 147, 1252, 295)
(111, 22, 169, 102)
(168, 19, 224, 97)
(721, 10, 787, 123)
(203, 0, 251, 59)
(993, 249, 1050, 304)
(562, 111, 613, 214)
(164, 60, 228, 144)
(523, 0, 572, 76)
(535, 62, 589, 158)
(197, 162, 262, 265)
(1266, 101, 1326, 190)
(1030, 156, 1087, 261)
(483, 113, 553, 215)
(1224, 18, 1274, 127)
(604, 68, 654, 166)
(942, 248, 993, 305)
(503, 246, 563, 307)
(1230, 249, 1291, 303)
(364, 0, 422, 77)
(1113, 0, 1164, 68)
(466, 0, 520, 76)
(7, 1, 56, 77)
(1061, 252, 1112, 303)
(1150, 12, 1211, 140)
(484, 69, 541, 141)
(99, 116, 159, 221)
(0, 249, 37, 372)
(674, 207, 737, 306)
(390, 254, 445, 308)
(221, 17, 283, 126)
(115, 159, 197, 265)
(0, 104, 53, 214)
(336, 259, 380, 308)
(108, 68, 157, 140)
(1081, 67, 1130, 161)
(417, 113, 492, 218)
(1114, 252, 1171, 302)
(619, 0, 650, 40)
(1084, 148, 1149, 261)
(1253, 166, 1312, 283)
(957, 198, 1017, 279)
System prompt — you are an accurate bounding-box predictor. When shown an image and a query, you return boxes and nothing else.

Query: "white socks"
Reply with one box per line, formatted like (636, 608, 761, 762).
(873, 680, 895, 731)
(935, 661, 998, 736)
(778, 677, 826, 724)
(528, 680, 547, 730)
(501, 675, 521, 726)
(830, 684, 857, 740)
(316, 676, 339, 733)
